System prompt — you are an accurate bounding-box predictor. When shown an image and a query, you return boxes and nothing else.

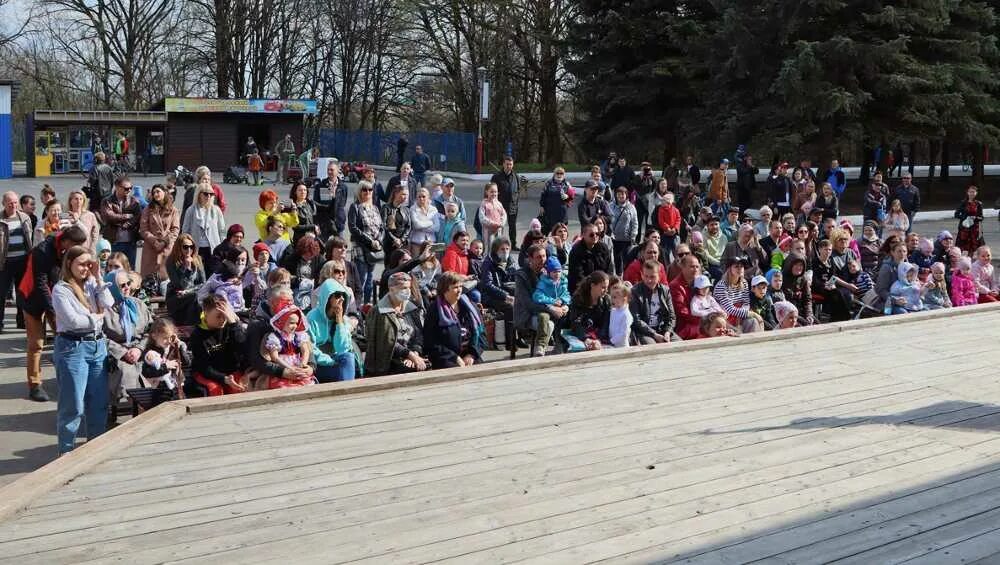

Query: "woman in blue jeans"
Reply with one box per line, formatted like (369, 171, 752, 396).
(51, 245, 113, 454)
(307, 279, 359, 382)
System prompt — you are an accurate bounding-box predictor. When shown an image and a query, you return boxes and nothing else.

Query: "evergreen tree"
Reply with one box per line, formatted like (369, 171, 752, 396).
(566, 1, 714, 164)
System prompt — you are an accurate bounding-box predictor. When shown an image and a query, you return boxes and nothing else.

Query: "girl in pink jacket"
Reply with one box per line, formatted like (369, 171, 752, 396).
(951, 256, 978, 307)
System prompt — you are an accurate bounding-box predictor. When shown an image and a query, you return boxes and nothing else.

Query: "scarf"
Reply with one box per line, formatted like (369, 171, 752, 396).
(436, 294, 483, 329)
(105, 270, 139, 344)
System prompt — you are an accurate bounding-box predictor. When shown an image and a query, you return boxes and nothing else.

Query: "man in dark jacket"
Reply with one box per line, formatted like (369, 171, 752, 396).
(577, 180, 612, 227)
(387, 162, 419, 206)
(19, 225, 88, 401)
(490, 156, 522, 247)
(311, 161, 346, 237)
(735, 154, 759, 215)
(768, 161, 794, 216)
(630, 260, 680, 344)
(410, 145, 432, 186)
(87, 152, 115, 213)
(512, 244, 559, 356)
(0, 191, 35, 333)
(568, 223, 614, 294)
(891, 172, 920, 230)
(396, 135, 408, 172)
(99, 176, 141, 267)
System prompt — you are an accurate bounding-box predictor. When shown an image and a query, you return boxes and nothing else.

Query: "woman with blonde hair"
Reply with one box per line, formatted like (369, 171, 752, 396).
(52, 245, 113, 453)
(67, 190, 100, 252)
(139, 183, 180, 278)
(409, 186, 440, 256)
(181, 179, 226, 265)
(181, 166, 227, 218)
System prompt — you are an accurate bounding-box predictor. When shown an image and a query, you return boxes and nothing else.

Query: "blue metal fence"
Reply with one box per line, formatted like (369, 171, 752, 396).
(319, 129, 476, 172)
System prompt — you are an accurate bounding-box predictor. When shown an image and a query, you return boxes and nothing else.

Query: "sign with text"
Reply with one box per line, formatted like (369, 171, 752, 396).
(164, 98, 318, 114)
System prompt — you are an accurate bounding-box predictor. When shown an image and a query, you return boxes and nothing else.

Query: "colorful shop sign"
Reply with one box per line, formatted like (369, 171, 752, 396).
(164, 98, 318, 114)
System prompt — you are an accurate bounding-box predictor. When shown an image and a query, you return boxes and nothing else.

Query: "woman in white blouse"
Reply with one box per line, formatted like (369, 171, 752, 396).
(181, 179, 227, 265)
(52, 245, 113, 454)
(409, 187, 440, 256)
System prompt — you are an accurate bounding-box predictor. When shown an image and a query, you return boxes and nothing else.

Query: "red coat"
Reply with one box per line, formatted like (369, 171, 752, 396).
(623, 259, 667, 286)
(669, 275, 701, 340)
(656, 204, 681, 233)
(442, 243, 469, 275)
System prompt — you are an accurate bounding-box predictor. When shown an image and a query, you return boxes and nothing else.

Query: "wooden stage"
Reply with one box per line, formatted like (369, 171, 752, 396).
(3, 305, 1000, 564)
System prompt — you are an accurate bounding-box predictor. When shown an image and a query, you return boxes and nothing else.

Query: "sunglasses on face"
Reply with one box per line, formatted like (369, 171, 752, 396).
(360, 187, 373, 192)
(181, 244, 195, 250)
(332, 269, 346, 275)
(677, 252, 690, 257)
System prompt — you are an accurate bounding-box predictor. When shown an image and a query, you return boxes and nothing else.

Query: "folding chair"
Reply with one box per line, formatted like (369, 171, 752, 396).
(851, 289, 882, 319)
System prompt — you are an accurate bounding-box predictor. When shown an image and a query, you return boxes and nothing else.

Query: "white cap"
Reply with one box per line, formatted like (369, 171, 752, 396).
(751, 275, 768, 287)
(693, 275, 711, 289)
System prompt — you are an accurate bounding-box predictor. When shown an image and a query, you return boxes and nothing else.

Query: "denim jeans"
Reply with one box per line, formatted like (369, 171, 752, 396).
(55, 336, 109, 454)
(355, 258, 375, 304)
(111, 242, 136, 270)
(315, 353, 356, 383)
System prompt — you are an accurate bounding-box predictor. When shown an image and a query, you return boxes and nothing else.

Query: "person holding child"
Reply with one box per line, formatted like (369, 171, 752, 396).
(261, 304, 316, 389)
(141, 318, 191, 403)
(566, 270, 612, 351)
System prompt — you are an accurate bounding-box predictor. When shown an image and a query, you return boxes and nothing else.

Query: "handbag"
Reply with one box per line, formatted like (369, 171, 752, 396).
(363, 246, 384, 263)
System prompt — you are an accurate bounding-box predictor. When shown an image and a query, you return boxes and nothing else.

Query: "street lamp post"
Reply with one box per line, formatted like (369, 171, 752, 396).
(476, 66, 488, 174)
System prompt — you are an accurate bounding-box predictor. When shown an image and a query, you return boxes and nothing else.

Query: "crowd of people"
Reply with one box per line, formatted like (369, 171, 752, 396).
(8, 149, 995, 454)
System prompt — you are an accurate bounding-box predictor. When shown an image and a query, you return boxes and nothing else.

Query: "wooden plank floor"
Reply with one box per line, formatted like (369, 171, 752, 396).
(3, 310, 1000, 564)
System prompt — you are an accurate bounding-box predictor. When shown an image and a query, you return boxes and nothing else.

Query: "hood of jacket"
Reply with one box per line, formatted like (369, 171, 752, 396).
(897, 262, 917, 285)
(781, 252, 808, 284)
(307, 279, 354, 363)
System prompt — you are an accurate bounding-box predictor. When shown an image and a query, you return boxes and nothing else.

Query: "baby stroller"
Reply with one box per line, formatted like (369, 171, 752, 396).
(223, 165, 248, 185)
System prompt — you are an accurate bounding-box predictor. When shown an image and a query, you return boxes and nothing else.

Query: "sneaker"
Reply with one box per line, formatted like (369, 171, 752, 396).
(532, 350, 546, 358)
(28, 386, 50, 402)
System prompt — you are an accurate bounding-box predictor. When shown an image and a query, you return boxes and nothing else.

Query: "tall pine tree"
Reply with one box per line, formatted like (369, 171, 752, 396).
(566, 1, 714, 164)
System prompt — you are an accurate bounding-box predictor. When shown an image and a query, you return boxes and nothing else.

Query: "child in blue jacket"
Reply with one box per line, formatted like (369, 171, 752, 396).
(533, 256, 570, 307)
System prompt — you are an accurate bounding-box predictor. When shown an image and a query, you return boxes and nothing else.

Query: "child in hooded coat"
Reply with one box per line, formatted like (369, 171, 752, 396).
(950, 256, 978, 307)
(923, 262, 952, 310)
(886, 262, 925, 315)
(263, 304, 316, 389)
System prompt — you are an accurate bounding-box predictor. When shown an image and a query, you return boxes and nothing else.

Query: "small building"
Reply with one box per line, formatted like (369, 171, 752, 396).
(27, 97, 317, 177)
(0, 80, 18, 179)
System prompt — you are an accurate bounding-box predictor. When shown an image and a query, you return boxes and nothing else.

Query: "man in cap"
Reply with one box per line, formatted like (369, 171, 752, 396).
(578, 179, 612, 227)
(432, 177, 467, 221)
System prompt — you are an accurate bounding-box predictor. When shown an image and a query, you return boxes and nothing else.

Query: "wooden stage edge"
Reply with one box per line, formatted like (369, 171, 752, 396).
(1, 302, 997, 523)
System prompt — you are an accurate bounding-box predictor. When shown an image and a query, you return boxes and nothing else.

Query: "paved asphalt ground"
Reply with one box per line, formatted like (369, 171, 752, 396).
(1, 171, 998, 485)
